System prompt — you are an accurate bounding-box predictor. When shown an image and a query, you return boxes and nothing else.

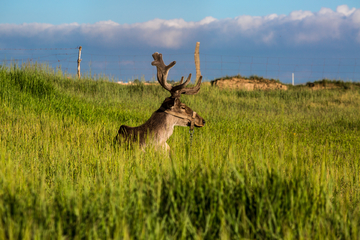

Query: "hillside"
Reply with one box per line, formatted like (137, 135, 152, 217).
(1, 64, 360, 238)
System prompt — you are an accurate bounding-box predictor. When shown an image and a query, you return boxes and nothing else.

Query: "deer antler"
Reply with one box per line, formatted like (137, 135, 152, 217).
(151, 52, 202, 98)
(151, 52, 175, 91)
(179, 76, 202, 95)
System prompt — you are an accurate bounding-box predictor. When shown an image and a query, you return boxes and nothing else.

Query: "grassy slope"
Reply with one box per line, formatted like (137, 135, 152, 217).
(1, 64, 360, 239)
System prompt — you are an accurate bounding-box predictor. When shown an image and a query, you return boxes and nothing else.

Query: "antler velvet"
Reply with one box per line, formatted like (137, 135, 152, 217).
(151, 52, 202, 98)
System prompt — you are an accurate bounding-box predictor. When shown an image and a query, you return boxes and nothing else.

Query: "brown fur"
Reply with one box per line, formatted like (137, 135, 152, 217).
(115, 97, 205, 150)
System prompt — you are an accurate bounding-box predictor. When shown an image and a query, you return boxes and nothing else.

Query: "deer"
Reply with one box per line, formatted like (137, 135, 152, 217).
(114, 52, 205, 151)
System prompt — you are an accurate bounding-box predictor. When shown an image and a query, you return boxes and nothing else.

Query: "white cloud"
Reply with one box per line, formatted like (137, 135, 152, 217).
(199, 16, 217, 25)
(264, 14, 279, 21)
(336, 5, 356, 16)
(0, 5, 359, 50)
(234, 15, 263, 31)
(288, 10, 314, 20)
(351, 9, 360, 25)
(318, 7, 333, 15)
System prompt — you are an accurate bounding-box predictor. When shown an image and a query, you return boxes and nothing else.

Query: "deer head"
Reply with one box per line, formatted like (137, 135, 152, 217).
(152, 52, 205, 130)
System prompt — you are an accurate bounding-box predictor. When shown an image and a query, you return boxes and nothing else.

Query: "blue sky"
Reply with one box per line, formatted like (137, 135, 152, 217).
(1, 1, 360, 82)
(2, 0, 360, 24)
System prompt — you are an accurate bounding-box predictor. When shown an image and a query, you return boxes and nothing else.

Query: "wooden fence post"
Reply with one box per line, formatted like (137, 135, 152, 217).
(194, 42, 201, 84)
(77, 46, 82, 79)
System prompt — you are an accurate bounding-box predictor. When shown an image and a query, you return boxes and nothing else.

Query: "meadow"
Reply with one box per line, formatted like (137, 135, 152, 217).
(1, 63, 360, 239)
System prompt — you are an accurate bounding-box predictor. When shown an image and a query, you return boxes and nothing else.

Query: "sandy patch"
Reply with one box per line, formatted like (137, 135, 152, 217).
(211, 78, 288, 91)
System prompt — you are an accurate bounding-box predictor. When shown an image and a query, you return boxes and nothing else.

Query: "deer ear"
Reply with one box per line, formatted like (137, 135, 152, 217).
(169, 98, 179, 110)
(172, 98, 180, 107)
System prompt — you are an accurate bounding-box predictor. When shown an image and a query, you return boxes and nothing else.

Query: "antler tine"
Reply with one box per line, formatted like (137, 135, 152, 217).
(180, 76, 203, 95)
(151, 52, 175, 92)
(171, 73, 192, 92)
(151, 52, 202, 98)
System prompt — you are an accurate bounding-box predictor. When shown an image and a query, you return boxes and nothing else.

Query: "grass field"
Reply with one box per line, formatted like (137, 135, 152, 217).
(1, 63, 360, 239)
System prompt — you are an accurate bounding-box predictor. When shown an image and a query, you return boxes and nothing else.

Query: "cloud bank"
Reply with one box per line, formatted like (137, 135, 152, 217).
(0, 5, 359, 55)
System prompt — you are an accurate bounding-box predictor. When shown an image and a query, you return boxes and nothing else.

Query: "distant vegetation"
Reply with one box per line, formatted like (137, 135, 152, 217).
(213, 74, 282, 84)
(1, 63, 360, 238)
(213, 74, 360, 91)
(305, 79, 360, 89)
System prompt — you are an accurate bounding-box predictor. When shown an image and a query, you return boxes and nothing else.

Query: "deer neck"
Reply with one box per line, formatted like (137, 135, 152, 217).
(141, 111, 179, 145)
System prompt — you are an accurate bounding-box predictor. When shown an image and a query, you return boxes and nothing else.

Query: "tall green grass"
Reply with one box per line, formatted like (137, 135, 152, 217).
(1, 63, 360, 239)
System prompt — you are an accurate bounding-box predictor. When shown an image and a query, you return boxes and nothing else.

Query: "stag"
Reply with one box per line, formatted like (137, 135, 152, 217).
(115, 52, 205, 151)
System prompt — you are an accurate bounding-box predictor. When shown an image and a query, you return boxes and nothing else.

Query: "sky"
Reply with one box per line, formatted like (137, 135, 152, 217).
(1, 0, 360, 83)
(2, 0, 360, 25)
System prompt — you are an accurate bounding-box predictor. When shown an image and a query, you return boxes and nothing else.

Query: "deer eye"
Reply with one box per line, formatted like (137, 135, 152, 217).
(180, 106, 186, 110)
